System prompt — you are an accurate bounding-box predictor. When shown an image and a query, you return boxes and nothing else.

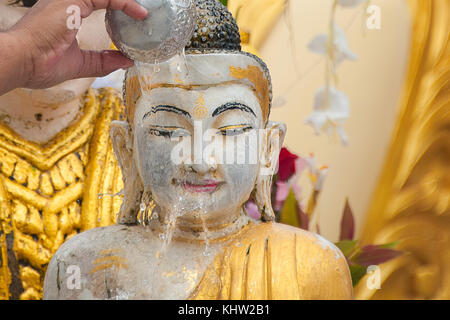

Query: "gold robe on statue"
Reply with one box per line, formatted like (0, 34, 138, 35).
(0, 88, 124, 300)
(190, 222, 353, 300)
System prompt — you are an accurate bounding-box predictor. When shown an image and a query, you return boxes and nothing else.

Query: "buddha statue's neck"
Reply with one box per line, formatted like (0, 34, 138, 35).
(147, 207, 253, 243)
(0, 87, 87, 144)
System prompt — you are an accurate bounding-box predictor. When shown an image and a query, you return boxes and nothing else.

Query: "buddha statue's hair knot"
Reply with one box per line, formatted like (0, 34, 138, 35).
(186, 0, 241, 52)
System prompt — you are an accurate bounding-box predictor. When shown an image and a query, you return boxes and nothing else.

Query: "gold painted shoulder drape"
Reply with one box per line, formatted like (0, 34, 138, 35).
(190, 222, 353, 300)
(0, 88, 124, 300)
(355, 0, 450, 300)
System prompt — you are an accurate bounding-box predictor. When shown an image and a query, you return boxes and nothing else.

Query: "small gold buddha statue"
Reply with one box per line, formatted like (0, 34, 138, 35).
(43, 0, 352, 300)
(0, 0, 124, 300)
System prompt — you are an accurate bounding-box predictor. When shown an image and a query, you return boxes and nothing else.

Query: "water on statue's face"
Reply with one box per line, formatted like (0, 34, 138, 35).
(133, 83, 264, 222)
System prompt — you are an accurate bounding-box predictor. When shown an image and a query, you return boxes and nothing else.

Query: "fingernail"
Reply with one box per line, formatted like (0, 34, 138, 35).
(138, 6, 148, 19)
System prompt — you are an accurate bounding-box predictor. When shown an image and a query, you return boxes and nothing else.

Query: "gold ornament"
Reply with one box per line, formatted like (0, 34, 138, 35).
(228, 0, 287, 55)
(0, 88, 124, 300)
(355, 0, 450, 300)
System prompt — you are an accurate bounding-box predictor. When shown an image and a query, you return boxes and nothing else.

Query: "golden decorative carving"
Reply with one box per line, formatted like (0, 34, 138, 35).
(355, 0, 450, 300)
(0, 88, 124, 300)
(228, 0, 287, 55)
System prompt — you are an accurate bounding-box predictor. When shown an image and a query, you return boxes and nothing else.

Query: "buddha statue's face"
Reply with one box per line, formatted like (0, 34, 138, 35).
(133, 82, 264, 222)
(112, 53, 285, 226)
(0, 0, 111, 105)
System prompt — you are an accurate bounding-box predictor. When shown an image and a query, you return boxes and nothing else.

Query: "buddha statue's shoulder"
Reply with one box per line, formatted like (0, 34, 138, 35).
(237, 221, 346, 257)
(47, 224, 138, 260)
(43, 224, 145, 299)
(202, 221, 353, 299)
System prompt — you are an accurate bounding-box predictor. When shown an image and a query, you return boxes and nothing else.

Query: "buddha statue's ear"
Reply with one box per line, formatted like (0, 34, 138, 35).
(111, 121, 143, 225)
(255, 121, 287, 221)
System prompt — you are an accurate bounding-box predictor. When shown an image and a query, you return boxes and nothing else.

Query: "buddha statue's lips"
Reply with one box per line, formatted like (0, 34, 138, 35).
(173, 179, 224, 193)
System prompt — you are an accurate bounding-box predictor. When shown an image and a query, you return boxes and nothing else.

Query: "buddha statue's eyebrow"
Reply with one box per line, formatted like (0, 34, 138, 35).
(143, 105, 191, 120)
(212, 102, 256, 118)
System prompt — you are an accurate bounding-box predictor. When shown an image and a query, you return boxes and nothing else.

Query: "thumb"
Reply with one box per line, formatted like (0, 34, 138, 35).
(77, 50, 134, 78)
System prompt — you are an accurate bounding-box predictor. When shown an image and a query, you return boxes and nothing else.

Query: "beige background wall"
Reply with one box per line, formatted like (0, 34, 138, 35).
(259, 0, 412, 241)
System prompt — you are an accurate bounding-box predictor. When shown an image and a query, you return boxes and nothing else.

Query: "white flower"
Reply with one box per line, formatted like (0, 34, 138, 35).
(305, 86, 350, 145)
(338, 0, 366, 8)
(308, 23, 357, 66)
(304, 154, 329, 191)
(315, 166, 329, 191)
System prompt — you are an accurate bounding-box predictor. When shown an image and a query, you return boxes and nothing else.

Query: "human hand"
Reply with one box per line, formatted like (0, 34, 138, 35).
(4, 0, 147, 90)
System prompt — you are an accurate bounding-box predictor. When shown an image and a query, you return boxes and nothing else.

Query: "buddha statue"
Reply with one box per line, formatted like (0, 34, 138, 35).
(0, 0, 124, 300)
(43, 0, 353, 300)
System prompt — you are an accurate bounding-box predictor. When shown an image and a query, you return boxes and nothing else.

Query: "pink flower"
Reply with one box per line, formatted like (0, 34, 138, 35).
(274, 179, 303, 212)
(274, 148, 308, 211)
(245, 201, 261, 219)
(274, 181, 290, 211)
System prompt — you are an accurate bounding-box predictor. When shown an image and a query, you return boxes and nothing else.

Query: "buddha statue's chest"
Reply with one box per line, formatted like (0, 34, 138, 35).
(85, 233, 220, 300)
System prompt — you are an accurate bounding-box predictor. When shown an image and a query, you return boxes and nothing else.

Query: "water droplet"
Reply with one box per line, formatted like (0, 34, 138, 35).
(235, 242, 242, 247)
(199, 211, 211, 256)
(180, 48, 189, 75)
(98, 191, 124, 199)
(153, 60, 160, 73)
(202, 250, 210, 257)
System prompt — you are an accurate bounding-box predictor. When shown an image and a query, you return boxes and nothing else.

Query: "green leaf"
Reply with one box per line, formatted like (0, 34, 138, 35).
(279, 190, 300, 228)
(334, 240, 359, 258)
(219, 0, 228, 7)
(379, 241, 400, 249)
(349, 265, 367, 287)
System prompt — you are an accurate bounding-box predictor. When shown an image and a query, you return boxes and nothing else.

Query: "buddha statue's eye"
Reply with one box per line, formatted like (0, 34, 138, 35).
(218, 125, 254, 136)
(147, 127, 190, 139)
(9, 0, 37, 7)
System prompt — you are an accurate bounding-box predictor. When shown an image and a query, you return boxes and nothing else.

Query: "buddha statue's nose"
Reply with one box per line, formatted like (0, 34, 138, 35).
(188, 154, 217, 175)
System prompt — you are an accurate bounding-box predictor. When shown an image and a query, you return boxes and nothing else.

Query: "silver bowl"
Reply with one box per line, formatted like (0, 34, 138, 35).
(106, 0, 197, 63)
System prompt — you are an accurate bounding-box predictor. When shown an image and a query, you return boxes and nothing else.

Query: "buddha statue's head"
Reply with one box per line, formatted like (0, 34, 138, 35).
(111, 0, 286, 230)
(0, 0, 111, 105)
